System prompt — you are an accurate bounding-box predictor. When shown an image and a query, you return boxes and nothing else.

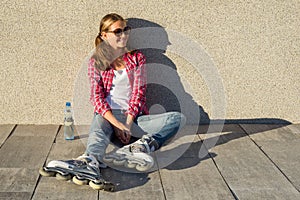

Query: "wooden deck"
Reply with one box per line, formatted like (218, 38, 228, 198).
(0, 124, 299, 200)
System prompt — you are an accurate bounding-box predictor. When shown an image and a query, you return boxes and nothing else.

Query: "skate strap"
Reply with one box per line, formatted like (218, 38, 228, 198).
(141, 136, 159, 152)
(76, 155, 99, 168)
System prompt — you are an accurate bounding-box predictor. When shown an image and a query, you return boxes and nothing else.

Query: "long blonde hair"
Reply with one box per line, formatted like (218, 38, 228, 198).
(92, 13, 127, 71)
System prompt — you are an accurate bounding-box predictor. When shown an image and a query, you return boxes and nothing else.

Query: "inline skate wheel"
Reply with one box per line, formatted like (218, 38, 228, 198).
(89, 181, 104, 190)
(103, 156, 113, 163)
(72, 176, 88, 185)
(136, 163, 153, 172)
(112, 158, 126, 166)
(55, 173, 72, 181)
(39, 167, 55, 177)
(125, 162, 136, 169)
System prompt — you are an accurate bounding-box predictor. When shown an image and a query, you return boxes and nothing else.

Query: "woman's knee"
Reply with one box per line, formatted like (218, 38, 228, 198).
(167, 111, 186, 128)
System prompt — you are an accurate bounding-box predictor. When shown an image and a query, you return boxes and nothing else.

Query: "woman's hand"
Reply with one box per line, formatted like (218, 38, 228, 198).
(103, 111, 133, 144)
(114, 122, 131, 144)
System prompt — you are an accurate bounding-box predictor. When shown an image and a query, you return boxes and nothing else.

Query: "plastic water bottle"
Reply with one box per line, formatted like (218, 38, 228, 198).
(64, 102, 74, 140)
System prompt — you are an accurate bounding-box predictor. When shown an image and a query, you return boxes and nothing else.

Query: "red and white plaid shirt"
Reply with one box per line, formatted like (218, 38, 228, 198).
(88, 50, 148, 118)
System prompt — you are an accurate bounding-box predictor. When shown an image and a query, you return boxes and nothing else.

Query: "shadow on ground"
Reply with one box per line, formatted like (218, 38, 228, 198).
(102, 167, 150, 191)
(161, 121, 290, 171)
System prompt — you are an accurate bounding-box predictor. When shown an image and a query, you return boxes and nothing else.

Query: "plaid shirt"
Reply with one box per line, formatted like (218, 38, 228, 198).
(88, 51, 148, 118)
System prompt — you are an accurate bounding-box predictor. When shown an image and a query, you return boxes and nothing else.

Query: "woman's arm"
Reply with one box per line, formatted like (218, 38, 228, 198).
(126, 52, 147, 119)
(88, 58, 111, 116)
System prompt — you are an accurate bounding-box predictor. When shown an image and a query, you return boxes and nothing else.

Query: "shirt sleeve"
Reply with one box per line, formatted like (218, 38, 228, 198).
(126, 52, 147, 118)
(88, 58, 111, 116)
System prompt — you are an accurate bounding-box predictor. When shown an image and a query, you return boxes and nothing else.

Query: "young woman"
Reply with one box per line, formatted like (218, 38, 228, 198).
(85, 13, 186, 171)
(40, 13, 186, 190)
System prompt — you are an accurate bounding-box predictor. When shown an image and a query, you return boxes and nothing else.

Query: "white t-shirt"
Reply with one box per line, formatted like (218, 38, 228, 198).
(106, 68, 132, 110)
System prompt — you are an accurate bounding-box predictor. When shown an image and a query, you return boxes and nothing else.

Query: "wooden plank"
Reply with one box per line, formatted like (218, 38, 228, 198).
(241, 124, 300, 191)
(0, 168, 38, 192)
(33, 177, 98, 200)
(199, 124, 300, 199)
(0, 137, 55, 168)
(0, 124, 15, 147)
(0, 125, 58, 199)
(0, 125, 58, 200)
(12, 125, 59, 137)
(32, 125, 98, 200)
(158, 132, 235, 200)
(0, 125, 59, 168)
(0, 192, 31, 200)
(240, 124, 300, 142)
(99, 169, 165, 200)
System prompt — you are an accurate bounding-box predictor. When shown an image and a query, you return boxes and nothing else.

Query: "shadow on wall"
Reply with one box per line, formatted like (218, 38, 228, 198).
(126, 18, 291, 125)
(127, 18, 210, 125)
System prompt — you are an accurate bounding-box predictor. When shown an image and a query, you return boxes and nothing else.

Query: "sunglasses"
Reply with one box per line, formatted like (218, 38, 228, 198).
(107, 26, 131, 37)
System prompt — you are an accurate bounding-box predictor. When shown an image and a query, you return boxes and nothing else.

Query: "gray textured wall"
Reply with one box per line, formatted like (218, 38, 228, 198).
(0, 0, 299, 124)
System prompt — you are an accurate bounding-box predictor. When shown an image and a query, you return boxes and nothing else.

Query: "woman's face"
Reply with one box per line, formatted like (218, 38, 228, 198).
(102, 20, 130, 50)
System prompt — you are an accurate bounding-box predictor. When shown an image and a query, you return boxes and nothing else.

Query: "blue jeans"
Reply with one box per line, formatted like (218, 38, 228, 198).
(85, 110, 186, 162)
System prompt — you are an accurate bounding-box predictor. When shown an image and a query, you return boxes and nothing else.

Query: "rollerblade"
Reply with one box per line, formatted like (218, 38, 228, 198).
(103, 135, 159, 172)
(39, 154, 115, 191)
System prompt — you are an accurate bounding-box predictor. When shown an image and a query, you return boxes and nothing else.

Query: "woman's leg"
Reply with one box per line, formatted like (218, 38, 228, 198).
(101, 111, 185, 171)
(135, 111, 186, 149)
(85, 113, 114, 162)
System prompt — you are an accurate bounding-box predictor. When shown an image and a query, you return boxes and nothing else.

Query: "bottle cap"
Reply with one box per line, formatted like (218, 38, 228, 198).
(66, 102, 71, 106)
